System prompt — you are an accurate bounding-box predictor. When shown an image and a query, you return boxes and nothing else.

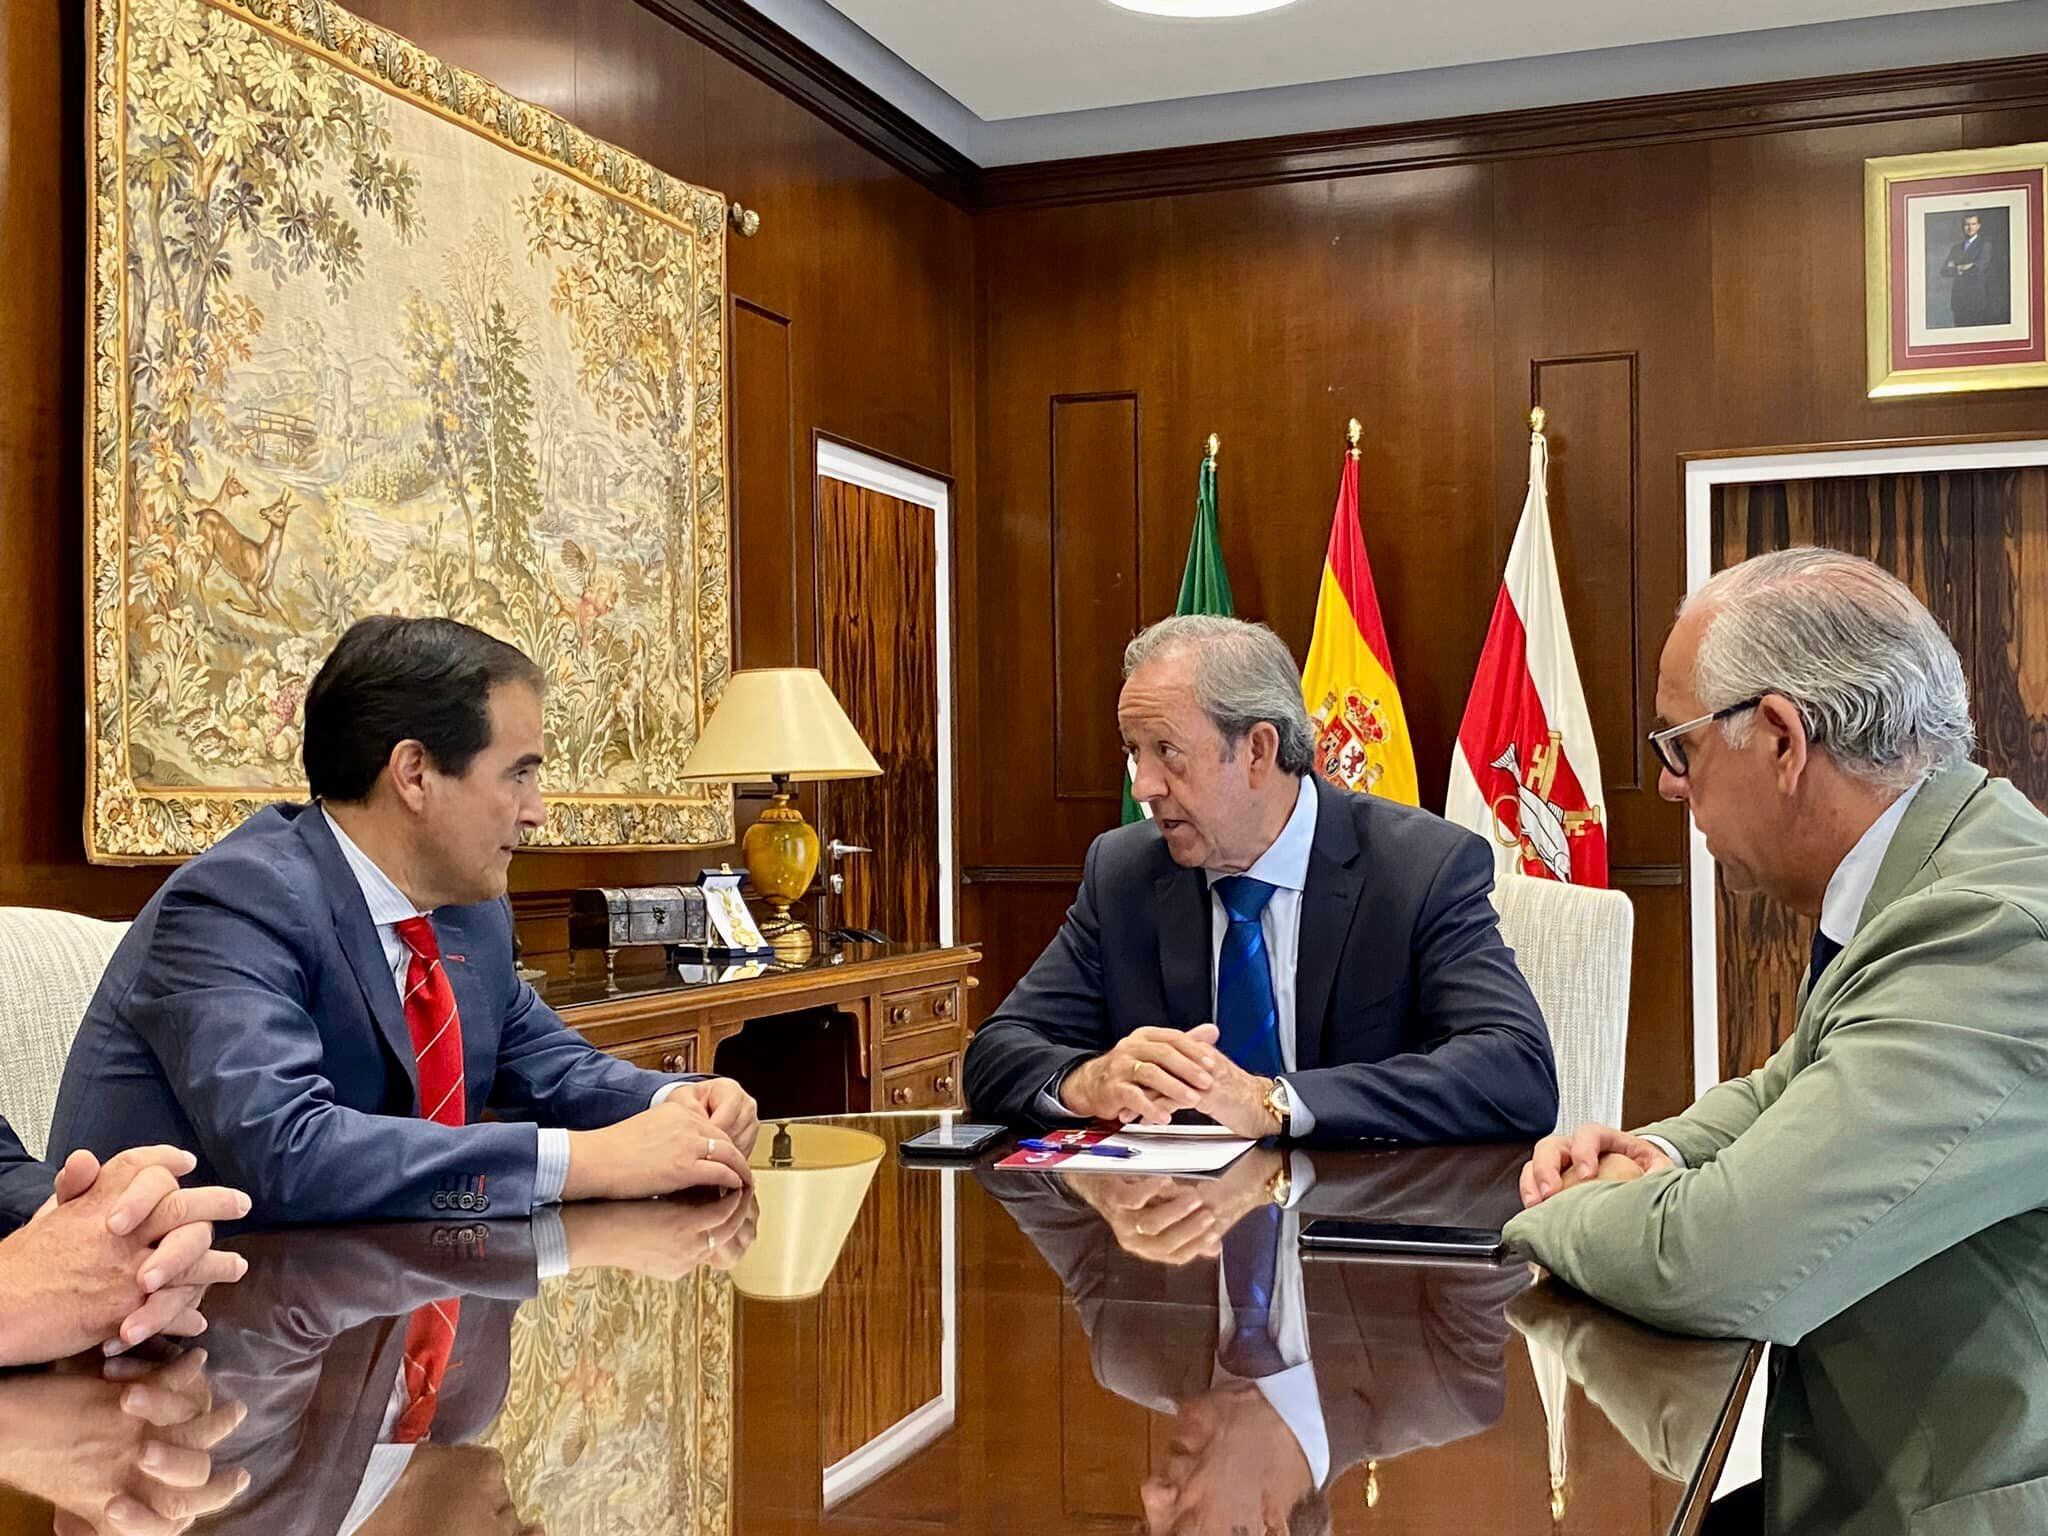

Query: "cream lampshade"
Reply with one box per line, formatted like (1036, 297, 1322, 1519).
(679, 669, 881, 952)
(728, 1122, 886, 1301)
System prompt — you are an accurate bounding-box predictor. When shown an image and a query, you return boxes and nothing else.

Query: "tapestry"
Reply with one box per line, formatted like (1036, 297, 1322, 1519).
(85, 0, 734, 860)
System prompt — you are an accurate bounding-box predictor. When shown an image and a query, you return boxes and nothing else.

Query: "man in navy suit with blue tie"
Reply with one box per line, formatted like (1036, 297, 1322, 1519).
(50, 616, 759, 1223)
(964, 615, 1556, 1144)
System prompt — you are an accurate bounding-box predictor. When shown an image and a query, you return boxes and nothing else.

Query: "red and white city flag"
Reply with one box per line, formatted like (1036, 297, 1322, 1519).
(1445, 422, 1608, 886)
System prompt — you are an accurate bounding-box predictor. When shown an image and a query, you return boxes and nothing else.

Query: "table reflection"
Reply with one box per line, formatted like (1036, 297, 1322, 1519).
(0, 1117, 1770, 1536)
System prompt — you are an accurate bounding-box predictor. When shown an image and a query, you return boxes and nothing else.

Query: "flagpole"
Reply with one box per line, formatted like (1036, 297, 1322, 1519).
(1346, 417, 1361, 459)
(1530, 405, 1547, 434)
(1205, 432, 1220, 463)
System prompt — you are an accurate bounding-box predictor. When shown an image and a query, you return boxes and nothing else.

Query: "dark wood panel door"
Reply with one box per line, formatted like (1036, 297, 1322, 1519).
(819, 477, 941, 944)
(1710, 470, 1996, 1075)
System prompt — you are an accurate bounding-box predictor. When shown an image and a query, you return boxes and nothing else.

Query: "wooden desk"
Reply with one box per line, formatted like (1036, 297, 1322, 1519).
(544, 941, 981, 1114)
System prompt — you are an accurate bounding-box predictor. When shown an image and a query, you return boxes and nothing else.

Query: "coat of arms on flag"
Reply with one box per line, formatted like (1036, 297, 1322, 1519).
(1446, 409, 1609, 886)
(1300, 419, 1419, 805)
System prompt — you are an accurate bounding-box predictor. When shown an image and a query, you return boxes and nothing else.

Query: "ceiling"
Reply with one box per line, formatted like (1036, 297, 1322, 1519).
(820, 0, 2004, 121)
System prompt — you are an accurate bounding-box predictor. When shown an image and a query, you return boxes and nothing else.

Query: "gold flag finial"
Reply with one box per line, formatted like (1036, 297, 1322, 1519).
(1205, 432, 1220, 463)
(1530, 405, 1547, 434)
(1347, 417, 1362, 457)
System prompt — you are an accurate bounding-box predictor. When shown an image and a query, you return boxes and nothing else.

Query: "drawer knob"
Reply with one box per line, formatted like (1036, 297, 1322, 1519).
(891, 1005, 913, 1026)
(660, 1052, 690, 1075)
(891, 1086, 914, 1106)
(933, 995, 953, 1019)
(934, 1074, 955, 1095)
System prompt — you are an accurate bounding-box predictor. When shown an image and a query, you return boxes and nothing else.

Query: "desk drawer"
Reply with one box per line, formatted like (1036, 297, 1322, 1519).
(618, 1033, 699, 1077)
(881, 983, 961, 1039)
(879, 1052, 961, 1111)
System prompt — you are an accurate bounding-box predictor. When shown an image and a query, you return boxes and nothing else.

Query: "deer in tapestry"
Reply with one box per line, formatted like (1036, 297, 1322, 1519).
(197, 487, 298, 625)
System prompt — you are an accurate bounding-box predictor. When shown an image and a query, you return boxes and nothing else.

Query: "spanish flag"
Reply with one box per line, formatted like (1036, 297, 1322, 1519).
(1300, 423, 1419, 805)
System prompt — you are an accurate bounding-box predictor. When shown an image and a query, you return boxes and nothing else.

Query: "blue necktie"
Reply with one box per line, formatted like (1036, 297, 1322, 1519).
(1808, 928, 1843, 992)
(1219, 1203, 1287, 1379)
(1213, 876, 1282, 1077)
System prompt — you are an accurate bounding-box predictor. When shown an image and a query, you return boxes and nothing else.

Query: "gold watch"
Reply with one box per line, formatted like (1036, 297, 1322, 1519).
(1262, 1077, 1292, 1139)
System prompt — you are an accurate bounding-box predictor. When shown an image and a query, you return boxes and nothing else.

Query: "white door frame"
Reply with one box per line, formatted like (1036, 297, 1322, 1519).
(1683, 436, 2048, 1099)
(814, 440, 957, 946)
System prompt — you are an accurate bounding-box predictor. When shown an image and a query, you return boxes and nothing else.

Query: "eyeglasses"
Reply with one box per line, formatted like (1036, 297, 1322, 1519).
(1646, 695, 1766, 777)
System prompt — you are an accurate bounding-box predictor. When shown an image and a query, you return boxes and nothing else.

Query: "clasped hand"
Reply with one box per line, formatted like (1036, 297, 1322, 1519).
(1518, 1122, 1672, 1209)
(1059, 1024, 1277, 1137)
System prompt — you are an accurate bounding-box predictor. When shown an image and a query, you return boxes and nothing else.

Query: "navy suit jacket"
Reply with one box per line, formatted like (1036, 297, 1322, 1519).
(49, 803, 690, 1223)
(963, 776, 1557, 1142)
(0, 1118, 50, 1235)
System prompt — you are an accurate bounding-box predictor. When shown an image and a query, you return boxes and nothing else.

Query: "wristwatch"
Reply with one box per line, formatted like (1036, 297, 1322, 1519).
(1262, 1077, 1293, 1139)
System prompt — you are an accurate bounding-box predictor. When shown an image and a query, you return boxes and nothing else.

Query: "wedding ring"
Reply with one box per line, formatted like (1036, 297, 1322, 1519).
(707, 1137, 716, 1158)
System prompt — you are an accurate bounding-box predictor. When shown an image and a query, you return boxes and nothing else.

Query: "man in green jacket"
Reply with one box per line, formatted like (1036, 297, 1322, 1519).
(1506, 546, 2048, 1535)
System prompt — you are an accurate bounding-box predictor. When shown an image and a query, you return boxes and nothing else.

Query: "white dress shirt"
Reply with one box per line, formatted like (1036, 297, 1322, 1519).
(1212, 1151, 1330, 1485)
(1045, 775, 1321, 1132)
(1644, 779, 1923, 1169)
(322, 809, 679, 1207)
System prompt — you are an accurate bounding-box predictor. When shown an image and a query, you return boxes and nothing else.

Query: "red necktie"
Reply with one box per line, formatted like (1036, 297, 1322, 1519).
(392, 915, 465, 1442)
(394, 916, 467, 1128)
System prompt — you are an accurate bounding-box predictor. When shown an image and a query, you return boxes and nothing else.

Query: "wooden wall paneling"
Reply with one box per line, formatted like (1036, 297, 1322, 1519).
(970, 197, 1173, 868)
(1620, 880, 1692, 1125)
(732, 300, 800, 666)
(819, 480, 942, 942)
(821, 1156, 945, 1467)
(1051, 393, 1142, 801)
(1529, 354, 1644, 846)
(1975, 468, 2048, 805)
(1319, 167, 1500, 810)
(958, 878, 1079, 1030)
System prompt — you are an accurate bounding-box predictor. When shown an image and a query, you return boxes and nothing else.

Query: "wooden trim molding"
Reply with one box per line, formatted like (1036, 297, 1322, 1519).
(632, 0, 978, 205)
(962, 865, 1086, 884)
(976, 52, 2048, 208)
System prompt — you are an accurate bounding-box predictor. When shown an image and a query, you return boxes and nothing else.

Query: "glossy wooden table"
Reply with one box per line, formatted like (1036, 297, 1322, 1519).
(0, 1115, 1758, 1536)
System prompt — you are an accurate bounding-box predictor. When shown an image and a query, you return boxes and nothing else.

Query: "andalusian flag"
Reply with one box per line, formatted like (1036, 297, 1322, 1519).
(1299, 423, 1419, 804)
(1124, 435, 1234, 823)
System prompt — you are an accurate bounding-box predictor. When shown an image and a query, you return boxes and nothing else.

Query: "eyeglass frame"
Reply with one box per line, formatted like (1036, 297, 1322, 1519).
(1646, 695, 1768, 777)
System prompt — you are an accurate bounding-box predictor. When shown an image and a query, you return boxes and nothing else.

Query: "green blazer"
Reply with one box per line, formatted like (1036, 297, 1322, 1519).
(1504, 761, 2048, 1533)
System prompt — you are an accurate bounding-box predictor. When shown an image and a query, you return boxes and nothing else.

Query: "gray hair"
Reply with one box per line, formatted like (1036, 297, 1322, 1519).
(1684, 547, 1974, 790)
(1122, 615, 1314, 775)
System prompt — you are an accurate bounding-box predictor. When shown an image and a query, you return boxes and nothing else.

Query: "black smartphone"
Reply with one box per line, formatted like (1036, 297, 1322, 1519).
(1297, 1218, 1506, 1260)
(898, 1123, 1009, 1160)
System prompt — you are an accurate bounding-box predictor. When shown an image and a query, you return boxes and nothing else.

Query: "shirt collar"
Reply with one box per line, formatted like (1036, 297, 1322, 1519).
(1818, 779, 1922, 946)
(1207, 775, 1318, 895)
(322, 806, 427, 929)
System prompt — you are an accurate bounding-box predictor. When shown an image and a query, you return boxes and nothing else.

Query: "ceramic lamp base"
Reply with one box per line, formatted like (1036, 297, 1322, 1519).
(742, 784, 819, 952)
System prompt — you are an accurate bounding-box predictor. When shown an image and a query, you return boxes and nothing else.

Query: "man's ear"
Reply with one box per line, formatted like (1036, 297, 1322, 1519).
(387, 739, 432, 812)
(1245, 721, 1283, 785)
(1757, 694, 1811, 795)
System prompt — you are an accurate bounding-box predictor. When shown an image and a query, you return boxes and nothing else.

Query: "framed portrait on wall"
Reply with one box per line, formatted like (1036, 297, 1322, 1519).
(1865, 142, 2048, 397)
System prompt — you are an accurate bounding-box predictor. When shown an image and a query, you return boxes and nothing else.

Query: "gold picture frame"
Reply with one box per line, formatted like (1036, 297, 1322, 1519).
(1865, 141, 2048, 398)
(85, 0, 735, 861)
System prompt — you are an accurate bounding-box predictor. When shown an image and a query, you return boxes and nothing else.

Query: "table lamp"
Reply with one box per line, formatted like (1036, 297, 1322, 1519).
(679, 669, 881, 952)
(728, 1122, 886, 1300)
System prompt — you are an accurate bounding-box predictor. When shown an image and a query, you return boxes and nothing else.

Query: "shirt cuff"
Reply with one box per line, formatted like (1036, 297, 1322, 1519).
(1035, 1068, 1086, 1122)
(532, 1207, 570, 1281)
(1278, 1076, 1317, 1138)
(534, 1128, 571, 1207)
(1282, 1150, 1317, 1208)
(652, 1081, 686, 1108)
(1640, 1134, 1687, 1170)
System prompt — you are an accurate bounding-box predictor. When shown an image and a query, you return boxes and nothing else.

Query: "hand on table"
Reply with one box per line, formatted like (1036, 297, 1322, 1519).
(562, 1098, 754, 1202)
(672, 1077, 760, 1158)
(1060, 1026, 1221, 1125)
(1519, 1123, 1673, 1209)
(0, 1147, 251, 1366)
(0, 1348, 248, 1536)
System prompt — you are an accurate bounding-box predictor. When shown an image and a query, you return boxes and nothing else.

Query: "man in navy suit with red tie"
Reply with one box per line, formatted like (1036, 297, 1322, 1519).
(50, 616, 759, 1223)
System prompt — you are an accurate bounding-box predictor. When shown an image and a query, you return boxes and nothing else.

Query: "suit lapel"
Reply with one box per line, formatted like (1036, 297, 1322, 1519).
(1296, 777, 1363, 1070)
(1155, 858, 1214, 1031)
(297, 807, 420, 1102)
